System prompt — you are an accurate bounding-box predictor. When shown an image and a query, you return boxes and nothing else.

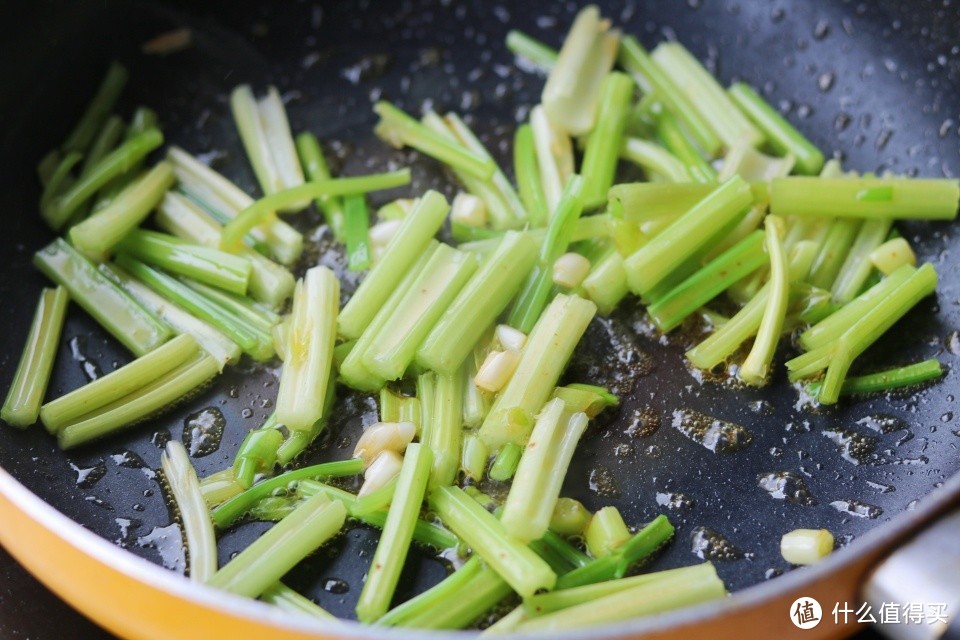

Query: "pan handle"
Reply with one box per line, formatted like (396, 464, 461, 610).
(861, 507, 960, 640)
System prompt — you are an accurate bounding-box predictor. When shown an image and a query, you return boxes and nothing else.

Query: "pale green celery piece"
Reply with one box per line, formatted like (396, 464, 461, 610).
(549, 497, 592, 536)
(530, 105, 575, 213)
(488, 442, 523, 481)
(654, 109, 716, 183)
(166, 146, 304, 266)
(624, 177, 753, 295)
(461, 432, 489, 482)
(275, 267, 339, 432)
(39, 153, 82, 218)
(363, 245, 478, 381)
(703, 202, 767, 262)
(831, 218, 893, 304)
(807, 218, 863, 291)
(155, 191, 294, 308)
(717, 137, 795, 183)
(355, 444, 433, 622)
(101, 264, 241, 369)
(40, 334, 198, 433)
(571, 213, 612, 242)
(416, 231, 538, 374)
(295, 132, 346, 239)
(580, 72, 635, 208)
(782, 215, 832, 253)
(617, 36, 722, 156)
(427, 371, 464, 489)
(338, 191, 449, 340)
(378, 387, 404, 422)
(429, 486, 556, 598)
(38, 150, 62, 187)
(607, 183, 714, 223)
(462, 355, 491, 429)
(34, 239, 171, 357)
(276, 377, 336, 465)
(728, 82, 825, 175)
(199, 468, 244, 508)
(619, 137, 691, 183)
(116, 229, 252, 295)
(514, 123, 549, 227)
(651, 42, 765, 150)
(821, 359, 944, 396)
(80, 115, 126, 177)
(1, 288, 69, 428)
(506, 30, 558, 71)
(551, 384, 618, 418)
(771, 177, 960, 219)
(740, 216, 789, 386)
(183, 279, 279, 334)
(585, 506, 631, 558)
(501, 400, 588, 542)
(257, 87, 307, 205)
(161, 441, 217, 582)
(260, 582, 337, 619)
(478, 293, 597, 450)
(417, 372, 436, 443)
(374, 102, 495, 180)
(61, 62, 129, 154)
(541, 5, 620, 136)
(870, 237, 916, 275)
(207, 494, 346, 598)
(58, 352, 219, 449)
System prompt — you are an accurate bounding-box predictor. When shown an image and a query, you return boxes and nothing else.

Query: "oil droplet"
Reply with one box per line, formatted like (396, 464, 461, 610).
(655, 491, 695, 510)
(323, 578, 350, 594)
(817, 72, 835, 92)
(587, 466, 621, 498)
(757, 471, 817, 505)
(865, 480, 895, 493)
(137, 524, 186, 573)
(182, 408, 225, 457)
(945, 331, 960, 355)
(857, 414, 906, 434)
(813, 19, 831, 40)
(822, 428, 878, 464)
(340, 54, 391, 85)
(84, 495, 113, 510)
(690, 526, 749, 561)
(151, 430, 171, 448)
(111, 450, 157, 480)
(749, 400, 774, 416)
(671, 409, 753, 453)
(68, 336, 102, 381)
(70, 460, 106, 489)
(114, 517, 140, 546)
(625, 406, 660, 437)
(941, 412, 954, 423)
(241, 408, 254, 419)
(830, 499, 882, 519)
(765, 568, 783, 580)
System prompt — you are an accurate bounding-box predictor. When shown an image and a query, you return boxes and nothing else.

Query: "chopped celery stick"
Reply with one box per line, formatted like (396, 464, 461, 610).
(620, 137, 691, 183)
(488, 442, 522, 481)
(208, 494, 345, 598)
(479, 294, 597, 450)
(295, 132, 346, 239)
(344, 194, 372, 271)
(34, 239, 172, 356)
(728, 82, 825, 175)
(770, 177, 960, 219)
(812, 359, 944, 396)
(417, 372, 436, 443)
(831, 218, 893, 304)
(541, 5, 620, 136)
(161, 441, 217, 582)
(870, 237, 916, 275)
(200, 468, 244, 509)
(232, 428, 283, 487)
(580, 72, 634, 208)
(339, 191, 449, 340)
(117, 229, 252, 295)
(80, 115, 125, 177)
(740, 216, 789, 386)
(426, 370, 464, 489)
(430, 486, 556, 598)
(276, 267, 339, 432)
(1, 287, 69, 428)
(58, 351, 219, 449)
(276, 376, 336, 465)
(585, 506, 631, 558)
(501, 400, 588, 542)
(582, 247, 628, 316)
(780, 529, 834, 566)
(181, 279, 279, 334)
(461, 433, 488, 482)
(61, 62, 128, 154)
(655, 110, 717, 183)
(530, 105, 575, 213)
(355, 443, 433, 622)
(514, 123, 549, 227)
(551, 383, 619, 418)
(260, 582, 336, 620)
(550, 497, 592, 536)
(807, 218, 863, 290)
(718, 137, 795, 183)
(608, 183, 714, 223)
(506, 30, 558, 71)
(40, 152, 83, 220)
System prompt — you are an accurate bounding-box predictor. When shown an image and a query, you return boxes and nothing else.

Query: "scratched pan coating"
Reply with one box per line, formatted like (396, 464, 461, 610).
(0, 0, 958, 636)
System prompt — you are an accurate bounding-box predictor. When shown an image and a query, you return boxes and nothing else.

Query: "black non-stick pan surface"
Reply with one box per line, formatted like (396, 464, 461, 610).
(1, 0, 958, 637)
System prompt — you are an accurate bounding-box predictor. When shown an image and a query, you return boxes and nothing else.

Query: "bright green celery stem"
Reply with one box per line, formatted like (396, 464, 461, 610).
(80, 115, 125, 176)
(817, 264, 938, 404)
(58, 351, 219, 449)
(501, 400, 588, 542)
(40, 153, 82, 216)
(514, 124, 549, 227)
(830, 218, 893, 304)
(540, 530, 592, 569)
(416, 231, 538, 373)
(116, 229, 252, 295)
(430, 486, 556, 598)
(212, 459, 363, 528)
(807, 218, 863, 290)
(113, 255, 273, 361)
(161, 441, 217, 581)
(276, 376, 336, 465)
(230, 85, 296, 202)
(207, 494, 346, 598)
(508, 175, 586, 333)
(580, 72, 634, 208)
(462, 350, 490, 429)
(427, 371, 464, 489)
(479, 294, 597, 450)
(821, 359, 944, 396)
(582, 247, 629, 316)
(608, 183, 714, 223)
(232, 428, 283, 488)
(530, 105, 573, 213)
(618, 36, 721, 156)
(220, 170, 411, 253)
(506, 30, 558, 70)
(295, 132, 346, 239)
(461, 433, 488, 481)
(739, 216, 789, 386)
(1, 287, 69, 427)
(43, 129, 164, 230)
(182, 279, 279, 333)
(652, 42, 764, 150)
(352, 476, 398, 517)
(377, 555, 511, 629)
(338, 191, 449, 340)
(256, 87, 307, 201)
(648, 229, 766, 332)
(728, 82, 825, 175)
(374, 101, 495, 180)
(344, 195, 372, 271)
(166, 146, 303, 266)
(552, 383, 619, 417)
(40, 333, 198, 433)
(345, 509, 457, 549)
(800, 265, 915, 351)
(417, 371, 436, 444)
(260, 582, 336, 619)
(620, 137, 691, 183)
(61, 62, 128, 154)
(155, 191, 293, 308)
(276, 266, 339, 431)
(355, 443, 433, 622)
(363, 245, 478, 381)
(488, 442, 523, 481)
(100, 264, 241, 369)
(624, 177, 752, 295)
(770, 177, 960, 219)
(656, 110, 716, 183)
(34, 239, 171, 356)
(378, 387, 404, 422)
(93, 107, 157, 208)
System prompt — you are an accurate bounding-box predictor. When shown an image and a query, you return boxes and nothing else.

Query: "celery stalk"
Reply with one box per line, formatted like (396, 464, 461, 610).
(514, 123, 549, 227)
(619, 137, 691, 183)
(770, 177, 960, 219)
(506, 30, 559, 71)
(295, 132, 346, 239)
(580, 72, 634, 208)
(61, 62, 129, 154)
(161, 441, 217, 581)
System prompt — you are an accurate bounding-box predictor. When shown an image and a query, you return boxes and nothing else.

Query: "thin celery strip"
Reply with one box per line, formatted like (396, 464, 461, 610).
(80, 115, 125, 176)
(181, 279, 279, 334)
(655, 110, 716, 183)
(831, 218, 893, 304)
(582, 247, 629, 316)
(295, 132, 346, 239)
(276, 377, 336, 465)
(515, 123, 549, 227)
(427, 370, 464, 489)
(232, 428, 284, 488)
(61, 62, 128, 154)
(807, 218, 863, 291)
(506, 30, 558, 71)
(1, 287, 69, 427)
(620, 137, 691, 183)
(811, 359, 944, 396)
(260, 582, 336, 620)
(580, 72, 634, 208)
(770, 177, 960, 219)
(161, 441, 217, 582)
(417, 372, 436, 443)
(740, 216, 789, 386)
(40, 153, 82, 219)
(461, 433, 488, 482)
(607, 183, 714, 223)
(344, 194, 372, 271)
(530, 105, 575, 213)
(551, 383, 619, 418)
(488, 442, 523, 481)
(34, 239, 172, 356)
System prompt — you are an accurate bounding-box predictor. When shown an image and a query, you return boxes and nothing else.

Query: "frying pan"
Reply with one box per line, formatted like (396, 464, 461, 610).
(0, 0, 958, 638)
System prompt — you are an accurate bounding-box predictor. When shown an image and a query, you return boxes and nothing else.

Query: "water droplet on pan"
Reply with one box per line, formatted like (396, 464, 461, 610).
(182, 408, 225, 457)
(671, 409, 753, 453)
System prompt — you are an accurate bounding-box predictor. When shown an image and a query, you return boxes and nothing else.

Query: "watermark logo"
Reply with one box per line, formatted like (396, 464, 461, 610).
(790, 597, 823, 629)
